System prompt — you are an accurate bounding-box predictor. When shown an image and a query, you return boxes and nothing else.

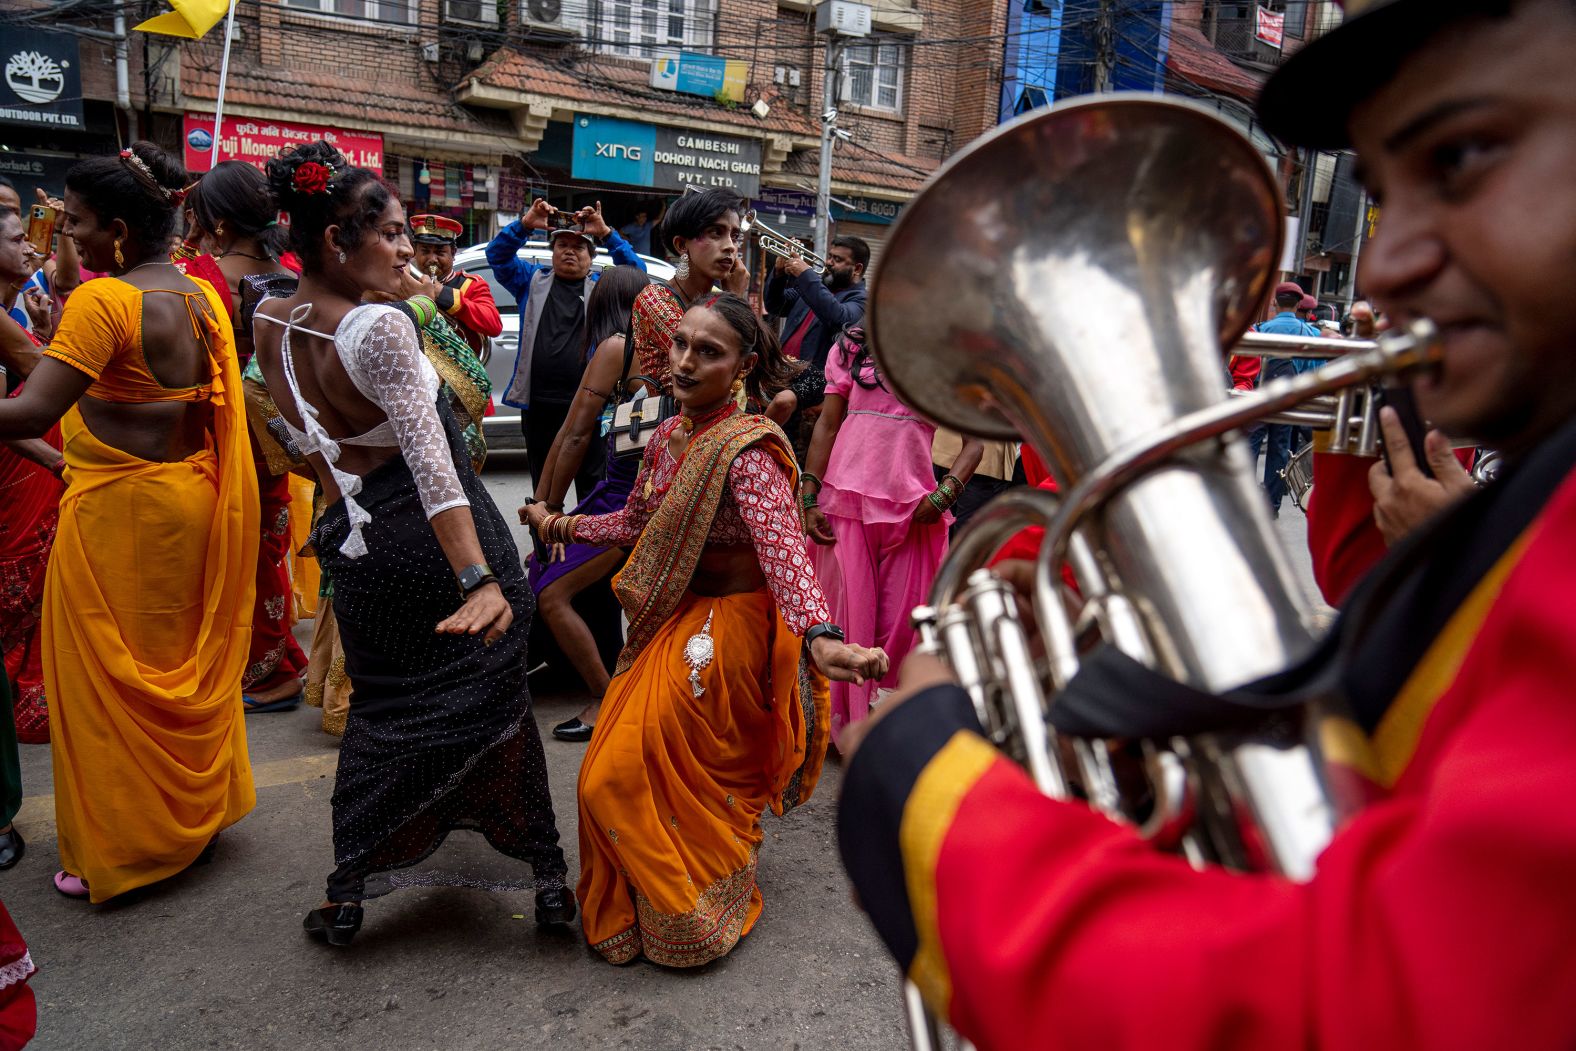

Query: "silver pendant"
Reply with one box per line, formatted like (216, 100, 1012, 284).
(683, 609, 716, 698)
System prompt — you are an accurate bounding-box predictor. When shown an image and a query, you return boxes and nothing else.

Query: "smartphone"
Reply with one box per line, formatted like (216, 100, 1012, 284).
(26, 205, 54, 257)
(1373, 383, 1434, 478)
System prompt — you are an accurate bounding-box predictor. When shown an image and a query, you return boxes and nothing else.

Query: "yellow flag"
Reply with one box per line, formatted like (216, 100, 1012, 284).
(134, 0, 233, 39)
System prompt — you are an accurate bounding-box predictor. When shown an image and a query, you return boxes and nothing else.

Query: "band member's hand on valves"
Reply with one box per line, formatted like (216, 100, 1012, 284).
(1367, 407, 1477, 545)
(810, 636, 889, 687)
(784, 253, 813, 279)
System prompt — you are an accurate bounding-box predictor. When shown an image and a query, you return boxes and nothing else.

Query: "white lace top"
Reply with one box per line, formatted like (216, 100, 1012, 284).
(258, 302, 468, 557)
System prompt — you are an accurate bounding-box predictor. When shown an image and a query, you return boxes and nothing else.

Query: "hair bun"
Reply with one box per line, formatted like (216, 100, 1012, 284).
(266, 141, 347, 207)
(127, 140, 187, 193)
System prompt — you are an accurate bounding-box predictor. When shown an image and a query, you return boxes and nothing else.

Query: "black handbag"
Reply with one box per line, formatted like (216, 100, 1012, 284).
(608, 283, 684, 460)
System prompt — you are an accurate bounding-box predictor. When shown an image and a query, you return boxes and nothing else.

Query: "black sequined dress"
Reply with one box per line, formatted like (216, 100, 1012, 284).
(313, 400, 568, 900)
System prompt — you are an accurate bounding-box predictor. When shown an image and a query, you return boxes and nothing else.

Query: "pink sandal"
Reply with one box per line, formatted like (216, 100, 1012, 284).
(52, 870, 89, 899)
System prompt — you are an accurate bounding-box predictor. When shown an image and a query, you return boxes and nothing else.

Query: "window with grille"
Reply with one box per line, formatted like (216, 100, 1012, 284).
(283, 0, 414, 24)
(594, 0, 716, 59)
(842, 41, 905, 112)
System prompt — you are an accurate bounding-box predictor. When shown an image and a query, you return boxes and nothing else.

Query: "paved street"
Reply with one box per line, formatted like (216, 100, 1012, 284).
(5, 453, 1325, 1050)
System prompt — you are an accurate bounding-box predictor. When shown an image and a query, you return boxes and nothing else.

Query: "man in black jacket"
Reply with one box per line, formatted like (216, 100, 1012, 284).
(764, 235, 869, 369)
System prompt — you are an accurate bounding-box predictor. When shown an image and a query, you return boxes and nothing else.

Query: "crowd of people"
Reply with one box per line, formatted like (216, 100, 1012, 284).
(2, 0, 1571, 1045)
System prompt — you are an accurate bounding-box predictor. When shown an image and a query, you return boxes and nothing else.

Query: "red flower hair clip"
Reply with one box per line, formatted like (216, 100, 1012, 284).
(293, 161, 335, 196)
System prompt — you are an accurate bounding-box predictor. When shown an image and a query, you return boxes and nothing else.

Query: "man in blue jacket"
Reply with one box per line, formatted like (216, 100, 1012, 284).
(486, 199, 646, 490)
(763, 235, 869, 369)
(1248, 281, 1314, 517)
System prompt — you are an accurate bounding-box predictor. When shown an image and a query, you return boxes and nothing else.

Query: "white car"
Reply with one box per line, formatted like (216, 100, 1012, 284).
(451, 241, 676, 448)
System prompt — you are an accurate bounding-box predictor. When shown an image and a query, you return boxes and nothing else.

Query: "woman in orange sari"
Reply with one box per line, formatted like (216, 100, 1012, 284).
(0, 142, 258, 902)
(526, 291, 887, 967)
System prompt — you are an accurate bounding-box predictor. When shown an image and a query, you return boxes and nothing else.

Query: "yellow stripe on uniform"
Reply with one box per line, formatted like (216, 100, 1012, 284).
(1373, 529, 1536, 786)
(899, 731, 998, 1016)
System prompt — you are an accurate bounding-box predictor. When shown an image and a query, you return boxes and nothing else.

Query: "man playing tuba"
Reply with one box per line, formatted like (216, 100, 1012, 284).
(837, 1, 1576, 1048)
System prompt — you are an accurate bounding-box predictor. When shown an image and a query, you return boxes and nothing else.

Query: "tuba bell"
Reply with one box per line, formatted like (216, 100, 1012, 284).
(867, 95, 1440, 1050)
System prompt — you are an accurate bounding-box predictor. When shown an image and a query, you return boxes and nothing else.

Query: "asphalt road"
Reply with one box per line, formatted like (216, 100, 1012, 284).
(5, 452, 1326, 1050)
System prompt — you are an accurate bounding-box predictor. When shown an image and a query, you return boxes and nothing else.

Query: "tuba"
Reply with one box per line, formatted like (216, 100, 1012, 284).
(867, 95, 1440, 1050)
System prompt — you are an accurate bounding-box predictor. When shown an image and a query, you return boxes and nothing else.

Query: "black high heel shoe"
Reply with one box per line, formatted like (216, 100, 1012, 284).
(0, 826, 24, 870)
(534, 886, 577, 926)
(551, 717, 594, 743)
(303, 903, 363, 946)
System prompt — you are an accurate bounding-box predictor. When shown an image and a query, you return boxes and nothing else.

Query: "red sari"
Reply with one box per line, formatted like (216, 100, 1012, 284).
(1, 351, 62, 742)
(175, 252, 306, 694)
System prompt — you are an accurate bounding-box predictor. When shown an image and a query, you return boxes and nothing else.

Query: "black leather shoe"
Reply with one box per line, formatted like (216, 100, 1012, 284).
(0, 827, 23, 870)
(534, 886, 577, 926)
(551, 718, 594, 743)
(303, 903, 363, 946)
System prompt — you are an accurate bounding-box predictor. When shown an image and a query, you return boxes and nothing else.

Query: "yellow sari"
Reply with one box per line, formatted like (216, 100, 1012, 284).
(576, 415, 830, 966)
(42, 277, 259, 902)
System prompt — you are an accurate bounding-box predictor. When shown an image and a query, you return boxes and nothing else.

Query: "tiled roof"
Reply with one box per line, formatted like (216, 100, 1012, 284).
(779, 143, 935, 197)
(463, 48, 821, 141)
(182, 55, 516, 141)
(1165, 24, 1267, 102)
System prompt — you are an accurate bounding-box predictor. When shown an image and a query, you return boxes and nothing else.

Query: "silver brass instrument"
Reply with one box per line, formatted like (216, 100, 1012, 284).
(866, 95, 1441, 1050)
(741, 209, 827, 274)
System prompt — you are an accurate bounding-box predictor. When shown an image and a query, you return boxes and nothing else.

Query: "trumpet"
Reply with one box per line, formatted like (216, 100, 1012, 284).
(867, 94, 1442, 1050)
(741, 209, 827, 273)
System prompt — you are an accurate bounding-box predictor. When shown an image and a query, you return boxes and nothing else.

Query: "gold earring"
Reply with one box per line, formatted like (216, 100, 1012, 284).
(730, 377, 744, 396)
(113, 238, 125, 268)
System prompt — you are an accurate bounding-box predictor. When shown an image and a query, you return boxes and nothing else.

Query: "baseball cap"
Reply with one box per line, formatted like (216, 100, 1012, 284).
(549, 226, 596, 250)
(1257, 0, 1496, 149)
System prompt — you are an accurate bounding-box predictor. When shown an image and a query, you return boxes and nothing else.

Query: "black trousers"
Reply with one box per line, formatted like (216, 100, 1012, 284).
(523, 401, 605, 500)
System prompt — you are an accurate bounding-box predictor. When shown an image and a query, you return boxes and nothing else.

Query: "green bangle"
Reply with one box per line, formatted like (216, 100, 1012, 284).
(926, 491, 948, 512)
(800, 492, 819, 510)
(800, 472, 823, 493)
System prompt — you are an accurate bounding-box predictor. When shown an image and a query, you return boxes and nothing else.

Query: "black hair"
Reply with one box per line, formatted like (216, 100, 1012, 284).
(64, 140, 186, 251)
(697, 292, 799, 404)
(1275, 290, 1303, 308)
(188, 160, 287, 258)
(659, 188, 745, 256)
(0, 175, 13, 192)
(835, 325, 885, 391)
(580, 264, 651, 354)
(264, 141, 392, 273)
(831, 234, 870, 272)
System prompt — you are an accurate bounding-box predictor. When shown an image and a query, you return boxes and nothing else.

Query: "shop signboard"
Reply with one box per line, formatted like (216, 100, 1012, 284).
(753, 187, 815, 218)
(183, 113, 384, 174)
(571, 115, 762, 197)
(649, 52, 748, 104)
(1255, 6, 1285, 48)
(0, 149, 80, 202)
(1, 29, 84, 130)
(831, 194, 904, 225)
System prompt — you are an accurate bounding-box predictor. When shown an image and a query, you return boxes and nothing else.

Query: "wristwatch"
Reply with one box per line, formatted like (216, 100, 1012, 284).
(457, 562, 498, 598)
(804, 623, 845, 647)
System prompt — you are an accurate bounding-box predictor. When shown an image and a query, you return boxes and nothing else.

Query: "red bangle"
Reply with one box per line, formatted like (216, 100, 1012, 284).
(50, 458, 66, 478)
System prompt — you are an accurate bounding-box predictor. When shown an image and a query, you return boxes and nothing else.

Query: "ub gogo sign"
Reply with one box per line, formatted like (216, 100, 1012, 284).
(571, 115, 762, 198)
(1, 29, 84, 130)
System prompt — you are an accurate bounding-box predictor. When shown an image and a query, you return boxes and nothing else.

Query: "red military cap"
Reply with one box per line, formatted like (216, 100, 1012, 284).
(410, 214, 464, 245)
(1299, 294, 1320, 312)
(1274, 281, 1306, 300)
(1258, 0, 1498, 149)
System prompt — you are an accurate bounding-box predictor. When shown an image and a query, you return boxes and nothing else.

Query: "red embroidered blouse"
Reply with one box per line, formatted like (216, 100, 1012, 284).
(572, 414, 831, 634)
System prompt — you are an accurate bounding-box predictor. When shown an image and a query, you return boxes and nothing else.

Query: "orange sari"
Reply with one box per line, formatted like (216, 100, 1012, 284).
(577, 416, 830, 966)
(42, 277, 259, 902)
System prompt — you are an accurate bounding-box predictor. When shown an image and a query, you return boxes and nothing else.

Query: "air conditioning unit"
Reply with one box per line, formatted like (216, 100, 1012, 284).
(522, 0, 582, 36)
(444, 0, 497, 24)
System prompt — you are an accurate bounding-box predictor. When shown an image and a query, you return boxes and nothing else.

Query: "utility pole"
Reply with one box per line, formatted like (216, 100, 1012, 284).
(812, 0, 870, 260)
(815, 38, 842, 260)
(1093, 0, 1117, 93)
(1292, 145, 1319, 276)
